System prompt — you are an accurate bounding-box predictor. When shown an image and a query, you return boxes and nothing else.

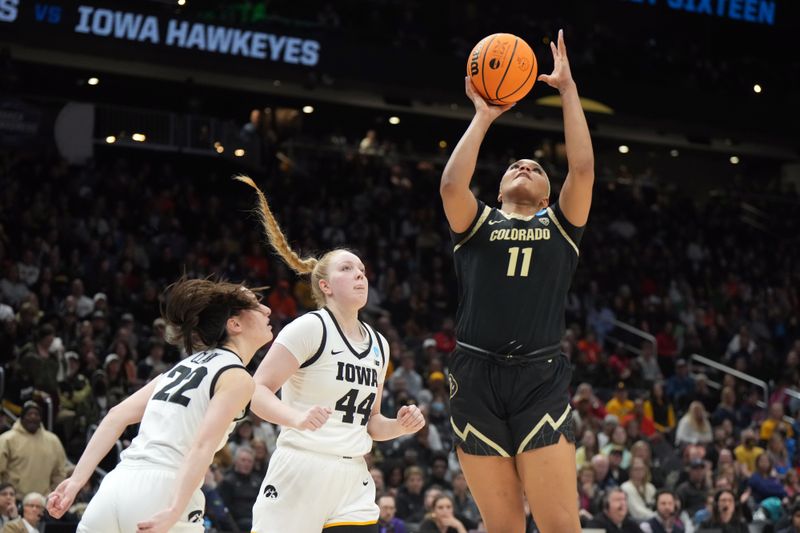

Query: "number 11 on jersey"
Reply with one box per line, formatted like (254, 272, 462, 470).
(506, 246, 533, 277)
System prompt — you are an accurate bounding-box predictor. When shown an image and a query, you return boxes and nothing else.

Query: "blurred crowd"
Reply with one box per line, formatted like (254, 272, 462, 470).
(0, 123, 799, 533)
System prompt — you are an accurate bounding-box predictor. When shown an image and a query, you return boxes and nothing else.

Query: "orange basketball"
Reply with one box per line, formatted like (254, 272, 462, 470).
(466, 33, 538, 105)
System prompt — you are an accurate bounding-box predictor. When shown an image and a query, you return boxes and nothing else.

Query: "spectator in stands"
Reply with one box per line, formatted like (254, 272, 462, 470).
(201, 467, 239, 533)
(431, 317, 455, 355)
(395, 465, 426, 523)
(136, 337, 168, 382)
(675, 401, 712, 446)
(748, 452, 787, 503)
(602, 426, 632, 469)
(767, 433, 792, 475)
(577, 464, 601, 520)
(371, 467, 387, 498)
(249, 437, 269, 478)
(711, 386, 739, 428)
(676, 458, 711, 516)
(698, 489, 748, 533)
(0, 483, 19, 527)
(451, 471, 479, 526)
(761, 402, 794, 442)
(734, 428, 764, 477)
(390, 352, 424, 399)
(620, 457, 656, 521)
(585, 488, 640, 532)
(592, 453, 617, 491)
(1, 265, 30, 308)
(378, 494, 407, 533)
(2, 492, 45, 533)
(637, 341, 663, 386)
(777, 502, 800, 533)
(424, 453, 452, 492)
(725, 325, 757, 362)
(572, 382, 607, 430)
(785, 469, 800, 500)
(621, 398, 656, 438)
(0, 401, 66, 496)
(606, 381, 635, 418)
(656, 322, 679, 375)
(19, 324, 60, 403)
(68, 279, 94, 319)
(640, 489, 684, 533)
(418, 494, 467, 533)
(644, 381, 676, 434)
(218, 446, 261, 532)
(666, 359, 695, 412)
(607, 448, 630, 486)
(576, 428, 599, 469)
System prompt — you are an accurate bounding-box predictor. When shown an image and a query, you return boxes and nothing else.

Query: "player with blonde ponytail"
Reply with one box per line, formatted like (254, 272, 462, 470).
(236, 177, 425, 533)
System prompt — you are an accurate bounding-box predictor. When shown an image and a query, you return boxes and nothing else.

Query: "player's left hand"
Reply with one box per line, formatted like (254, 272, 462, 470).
(136, 507, 180, 533)
(537, 29, 576, 94)
(396, 405, 425, 435)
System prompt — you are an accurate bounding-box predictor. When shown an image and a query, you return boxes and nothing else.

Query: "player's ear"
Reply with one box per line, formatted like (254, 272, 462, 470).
(319, 279, 332, 296)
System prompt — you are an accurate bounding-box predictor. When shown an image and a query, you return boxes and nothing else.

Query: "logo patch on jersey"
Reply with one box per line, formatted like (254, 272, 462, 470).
(362, 479, 370, 486)
(449, 373, 459, 399)
(488, 219, 503, 225)
(188, 510, 203, 523)
(331, 349, 344, 355)
(538, 217, 549, 226)
(263, 484, 278, 499)
(373, 346, 381, 367)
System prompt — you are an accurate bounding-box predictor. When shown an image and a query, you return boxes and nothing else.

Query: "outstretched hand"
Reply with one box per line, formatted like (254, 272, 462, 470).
(46, 478, 81, 519)
(464, 77, 515, 121)
(537, 29, 576, 93)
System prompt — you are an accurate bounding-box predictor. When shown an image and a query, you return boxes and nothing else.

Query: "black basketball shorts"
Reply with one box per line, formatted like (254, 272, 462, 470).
(448, 347, 576, 457)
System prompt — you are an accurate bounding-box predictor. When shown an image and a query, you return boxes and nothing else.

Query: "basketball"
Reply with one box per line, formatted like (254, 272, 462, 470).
(466, 33, 538, 105)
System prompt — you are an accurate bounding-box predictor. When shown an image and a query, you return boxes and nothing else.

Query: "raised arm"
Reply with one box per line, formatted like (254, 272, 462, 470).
(440, 78, 514, 233)
(47, 376, 162, 518)
(539, 30, 595, 227)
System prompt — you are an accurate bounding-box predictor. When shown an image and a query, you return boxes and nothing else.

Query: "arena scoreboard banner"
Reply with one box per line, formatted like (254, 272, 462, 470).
(624, 0, 777, 25)
(0, 0, 323, 73)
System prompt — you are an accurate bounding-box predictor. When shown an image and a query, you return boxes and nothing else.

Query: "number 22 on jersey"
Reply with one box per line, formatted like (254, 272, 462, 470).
(506, 246, 533, 277)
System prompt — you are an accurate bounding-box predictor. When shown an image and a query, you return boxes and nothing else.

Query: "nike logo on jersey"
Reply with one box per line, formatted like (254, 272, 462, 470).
(331, 349, 344, 355)
(362, 480, 369, 486)
(488, 219, 504, 225)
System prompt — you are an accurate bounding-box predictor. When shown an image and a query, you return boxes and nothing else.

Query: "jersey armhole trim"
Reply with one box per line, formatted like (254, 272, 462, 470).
(454, 205, 491, 252)
(300, 312, 327, 368)
(546, 206, 580, 256)
(365, 324, 387, 367)
(209, 363, 247, 399)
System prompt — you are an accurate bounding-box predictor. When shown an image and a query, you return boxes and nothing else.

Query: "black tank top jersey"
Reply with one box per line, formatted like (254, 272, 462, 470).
(450, 200, 584, 357)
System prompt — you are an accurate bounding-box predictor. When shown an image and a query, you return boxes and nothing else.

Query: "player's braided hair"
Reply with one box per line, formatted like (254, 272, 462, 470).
(235, 175, 347, 308)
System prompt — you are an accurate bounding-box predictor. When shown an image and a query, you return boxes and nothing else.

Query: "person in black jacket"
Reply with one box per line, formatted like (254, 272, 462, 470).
(218, 447, 261, 532)
(585, 488, 641, 533)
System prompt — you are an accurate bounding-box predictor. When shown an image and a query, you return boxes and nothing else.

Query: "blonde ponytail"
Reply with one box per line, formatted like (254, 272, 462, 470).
(236, 175, 349, 308)
(234, 175, 318, 274)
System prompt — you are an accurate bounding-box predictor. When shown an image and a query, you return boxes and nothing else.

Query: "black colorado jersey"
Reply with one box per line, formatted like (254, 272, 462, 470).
(450, 200, 584, 357)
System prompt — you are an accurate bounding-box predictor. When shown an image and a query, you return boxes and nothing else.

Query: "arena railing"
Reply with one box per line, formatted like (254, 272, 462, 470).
(607, 319, 657, 357)
(689, 353, 769, 410)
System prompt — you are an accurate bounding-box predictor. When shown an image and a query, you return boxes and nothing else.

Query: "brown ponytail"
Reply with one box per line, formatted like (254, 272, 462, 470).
(162, 277, 261, 354)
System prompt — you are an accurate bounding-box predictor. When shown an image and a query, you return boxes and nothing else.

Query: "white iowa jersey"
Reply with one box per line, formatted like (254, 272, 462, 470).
(122, 348, 248, 468)
(277, 308, 388, 457)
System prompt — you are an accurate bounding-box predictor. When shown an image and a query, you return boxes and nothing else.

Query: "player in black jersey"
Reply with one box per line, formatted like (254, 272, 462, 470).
(440, 30, 593, 533)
